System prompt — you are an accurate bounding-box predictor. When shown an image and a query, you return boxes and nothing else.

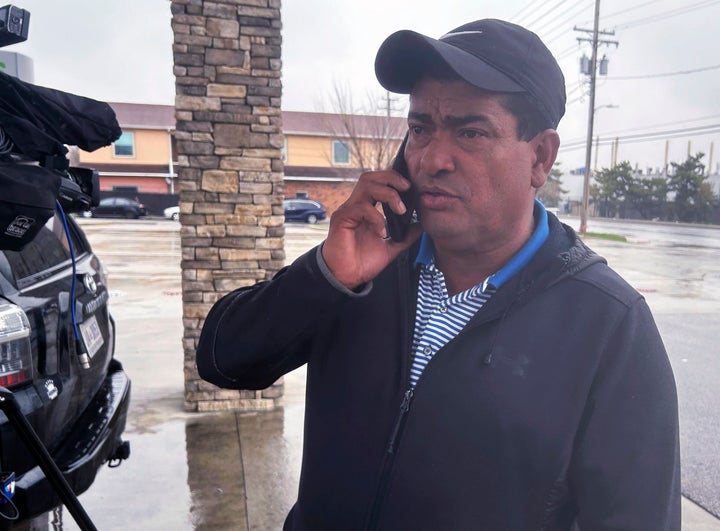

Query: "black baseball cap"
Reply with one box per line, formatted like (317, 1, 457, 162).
(375, 19, 566, 129)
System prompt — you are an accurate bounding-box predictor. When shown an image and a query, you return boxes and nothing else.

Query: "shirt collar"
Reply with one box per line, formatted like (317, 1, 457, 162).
(414, 199, 549, 291)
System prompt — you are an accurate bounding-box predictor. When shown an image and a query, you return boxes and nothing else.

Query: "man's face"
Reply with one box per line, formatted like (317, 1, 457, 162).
(404, 77, 548, 255)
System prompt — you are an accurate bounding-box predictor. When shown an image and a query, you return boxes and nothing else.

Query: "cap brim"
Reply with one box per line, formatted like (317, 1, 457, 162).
(375, 30, 525, 94)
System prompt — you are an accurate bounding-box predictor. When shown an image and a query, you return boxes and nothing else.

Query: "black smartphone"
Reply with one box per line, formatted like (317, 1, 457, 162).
(383, 134, 416, 241)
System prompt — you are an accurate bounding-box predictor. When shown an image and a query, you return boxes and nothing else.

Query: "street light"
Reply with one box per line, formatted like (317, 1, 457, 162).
(579, 100, 619, 233)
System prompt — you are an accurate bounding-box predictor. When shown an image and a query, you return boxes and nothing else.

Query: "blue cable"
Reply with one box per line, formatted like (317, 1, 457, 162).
(55, 200, 81, 343)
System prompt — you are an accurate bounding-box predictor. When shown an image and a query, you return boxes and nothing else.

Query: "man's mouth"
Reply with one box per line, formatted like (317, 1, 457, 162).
(419, 186, 452, 197)
(419, 188, 456, 208)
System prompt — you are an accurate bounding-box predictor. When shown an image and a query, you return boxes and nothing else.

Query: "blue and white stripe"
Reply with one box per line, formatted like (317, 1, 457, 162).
(410, 262, 495, 388)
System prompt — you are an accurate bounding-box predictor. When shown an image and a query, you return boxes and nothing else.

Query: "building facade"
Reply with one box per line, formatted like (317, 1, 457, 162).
(74, 103, 406, 215)
(72, 103, 177, 196)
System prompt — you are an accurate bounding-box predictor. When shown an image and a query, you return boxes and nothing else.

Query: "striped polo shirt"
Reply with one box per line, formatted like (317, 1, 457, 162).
(409, 201, 549, 388)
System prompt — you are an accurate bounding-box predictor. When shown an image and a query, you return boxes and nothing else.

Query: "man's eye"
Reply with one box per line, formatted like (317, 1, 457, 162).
(409, 125, 426, 136)
(460, 129, 484, 139)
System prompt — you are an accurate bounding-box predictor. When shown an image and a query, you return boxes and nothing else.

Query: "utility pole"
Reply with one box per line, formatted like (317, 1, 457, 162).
(379, 90, 402, 167)
(384, 91, 392, 167)
(575, 1, 618, 233)
(708, 141, 714, 176)
(591, 104, 618, 173)
(614, 138, 619, 165)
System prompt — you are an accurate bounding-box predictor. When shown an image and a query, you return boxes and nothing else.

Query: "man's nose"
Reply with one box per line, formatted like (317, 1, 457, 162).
(419, 135, 455, 177)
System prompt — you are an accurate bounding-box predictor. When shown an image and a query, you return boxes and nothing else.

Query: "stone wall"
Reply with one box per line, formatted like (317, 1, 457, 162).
(171, 0, 285, 412)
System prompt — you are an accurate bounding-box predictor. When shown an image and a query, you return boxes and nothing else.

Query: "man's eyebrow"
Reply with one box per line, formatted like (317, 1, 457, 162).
(407, 111, 491, 127)
(407, 111, 432, 123)
(444, 114, 491, 127)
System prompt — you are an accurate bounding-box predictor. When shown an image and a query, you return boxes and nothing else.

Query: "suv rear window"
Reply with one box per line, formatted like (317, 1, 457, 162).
(286, 200, 321, 209)
(1, 212, 87, 286)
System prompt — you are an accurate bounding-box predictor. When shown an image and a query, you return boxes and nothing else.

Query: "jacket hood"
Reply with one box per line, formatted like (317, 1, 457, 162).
(455, 213, 608, 368)
(522, 213, 606, 294)
(454, 214, 605, 324)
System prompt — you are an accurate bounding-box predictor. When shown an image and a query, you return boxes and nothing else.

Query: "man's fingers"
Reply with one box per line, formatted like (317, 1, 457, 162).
(352, 171, 412, 213)
(332, 199, 388, 237)
(358, 169, 410, 187)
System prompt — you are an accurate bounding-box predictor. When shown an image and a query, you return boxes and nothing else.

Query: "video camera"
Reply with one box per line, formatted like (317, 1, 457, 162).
(0, 4, 29, 47)
(0, 4, 121, 251)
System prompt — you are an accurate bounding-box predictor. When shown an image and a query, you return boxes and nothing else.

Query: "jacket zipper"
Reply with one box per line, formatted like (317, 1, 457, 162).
(387, 389, 414, 454)
(366, 388, 414, 530)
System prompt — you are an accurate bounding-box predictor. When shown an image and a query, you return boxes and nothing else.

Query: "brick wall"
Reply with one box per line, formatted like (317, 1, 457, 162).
(172, 0, 285, 412)
(285, 180, 355, 215)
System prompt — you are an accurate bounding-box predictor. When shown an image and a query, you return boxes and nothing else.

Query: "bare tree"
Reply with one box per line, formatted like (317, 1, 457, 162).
(320, 81, 407, 172)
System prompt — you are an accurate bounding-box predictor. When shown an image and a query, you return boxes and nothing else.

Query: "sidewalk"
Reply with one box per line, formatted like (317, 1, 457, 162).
(19, 219, 717, 530)
(70, 361, 720, 530)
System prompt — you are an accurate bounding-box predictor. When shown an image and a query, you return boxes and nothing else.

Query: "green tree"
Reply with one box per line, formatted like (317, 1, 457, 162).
(627, 176, 668, 220)
(668, 153, 718, 223)
(590, 161, 634, 218)
(537, 161, 567, 208)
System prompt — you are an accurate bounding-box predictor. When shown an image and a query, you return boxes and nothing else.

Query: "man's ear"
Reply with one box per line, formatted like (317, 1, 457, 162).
(530, 129, 560, 189)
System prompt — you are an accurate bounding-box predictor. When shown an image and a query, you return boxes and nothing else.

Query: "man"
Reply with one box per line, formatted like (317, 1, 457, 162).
(197, 19, 680, 530)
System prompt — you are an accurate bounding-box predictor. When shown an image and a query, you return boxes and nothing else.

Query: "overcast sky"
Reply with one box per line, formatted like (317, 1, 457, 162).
(6, 0, 720, 172)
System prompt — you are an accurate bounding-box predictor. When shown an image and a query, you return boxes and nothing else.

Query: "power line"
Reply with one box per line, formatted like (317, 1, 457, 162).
(565, 123, 720, 146)
(512, 0, 555, 27)
(554, 6, 720, 117)
(559, 128, 720, 155)
(573, 0, 663, 28)
(600, 0, 664, 21)
(607, 63, 720, 80)
(567, 81, 585, 96)
(554, 0, 720, 53)
(563, 113, 720, 142)
(561, 123, 720, 150)
(612, 0, 720, 29)
(540, 0, 596, 42)
(600, 113, 720, 136)
(523, 0, 569, 31)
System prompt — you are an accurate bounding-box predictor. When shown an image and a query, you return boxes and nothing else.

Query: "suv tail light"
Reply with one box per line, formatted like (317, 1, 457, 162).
(0, 302, 34, 388)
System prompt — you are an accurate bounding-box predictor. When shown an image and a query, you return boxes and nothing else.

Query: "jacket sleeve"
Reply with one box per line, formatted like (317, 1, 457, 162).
(570, 297, 681, 530)
(195, 246, 352, 390)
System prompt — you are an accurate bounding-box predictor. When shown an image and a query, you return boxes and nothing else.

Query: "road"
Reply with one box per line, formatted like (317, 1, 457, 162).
(21, 216, 718, 530)
(562, 216, 720, 521)
(580, 217, 720, 249)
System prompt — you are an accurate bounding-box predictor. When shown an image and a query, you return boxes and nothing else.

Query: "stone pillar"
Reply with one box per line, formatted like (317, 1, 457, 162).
(171, 0, 285, 412)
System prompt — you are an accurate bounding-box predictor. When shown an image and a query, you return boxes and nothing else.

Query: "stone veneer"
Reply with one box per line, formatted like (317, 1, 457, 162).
(171, 0, 285, 412)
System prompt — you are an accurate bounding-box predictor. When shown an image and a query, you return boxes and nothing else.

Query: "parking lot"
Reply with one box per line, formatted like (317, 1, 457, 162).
(18, 216, 720, 530)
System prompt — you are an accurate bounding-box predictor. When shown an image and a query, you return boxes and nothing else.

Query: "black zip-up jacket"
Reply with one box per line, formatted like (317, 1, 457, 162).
(196, 215, 681, 530)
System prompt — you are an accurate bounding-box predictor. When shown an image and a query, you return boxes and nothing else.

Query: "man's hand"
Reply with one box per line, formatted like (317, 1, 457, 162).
(321, 170, 423, 290)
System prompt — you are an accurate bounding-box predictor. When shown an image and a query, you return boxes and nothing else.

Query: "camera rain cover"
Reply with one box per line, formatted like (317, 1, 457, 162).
(0, 71, 122, 161)
(0, 162, 61, 251)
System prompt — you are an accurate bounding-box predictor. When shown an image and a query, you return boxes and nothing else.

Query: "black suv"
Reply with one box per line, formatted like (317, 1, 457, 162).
(283, 198, 327, 224)
(0, 12, 131, 523)
(0, 207, 131, 525)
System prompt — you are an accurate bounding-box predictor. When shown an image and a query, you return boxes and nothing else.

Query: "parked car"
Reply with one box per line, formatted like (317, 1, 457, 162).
(84, 197, 146, 219)
(0, 207, 131, 525)
(163, 205, 179, 221)
(284, 198, 327, 224)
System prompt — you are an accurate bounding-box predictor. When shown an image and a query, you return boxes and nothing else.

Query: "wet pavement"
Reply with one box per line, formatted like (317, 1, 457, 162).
(17, 217, 720, 530)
